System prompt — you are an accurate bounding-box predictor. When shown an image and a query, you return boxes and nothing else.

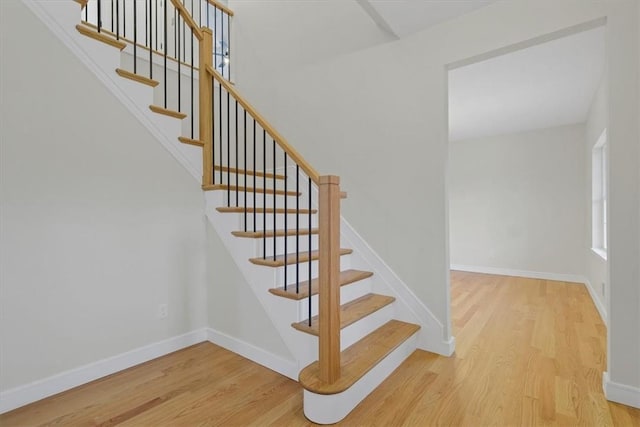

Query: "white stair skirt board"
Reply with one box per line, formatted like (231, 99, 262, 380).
(603, 372, 640, 409)
(303, 332, 419, 424)
(0, 329, 207, 414)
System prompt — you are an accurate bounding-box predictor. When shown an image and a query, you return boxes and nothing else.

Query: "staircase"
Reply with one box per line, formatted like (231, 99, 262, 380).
(25, 0, 452, 423)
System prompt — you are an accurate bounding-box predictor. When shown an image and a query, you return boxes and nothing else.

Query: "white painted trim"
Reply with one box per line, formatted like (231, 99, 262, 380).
(205, 328, 298, 381)
(22, 0, 201, 182)
(603, 371, 640, 409)
(450, 264, 586, 284)
(591, 247, 608, 261)
(583, 279, 608, 325)
(0, 329, 207, 414)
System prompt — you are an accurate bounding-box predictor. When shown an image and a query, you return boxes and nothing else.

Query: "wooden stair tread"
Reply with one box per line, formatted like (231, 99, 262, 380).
(214, 165, 286, 180)
(149, 105, 187, 119)
(202, 184, 300, 197)
(269, 269, 373, 300)
(178, 136, 204, 147)
(232, 228, 318, 238)
(292, 293, 395, 336)
(115, 68, 159, 87)
(250, 248, 352, 267)
(216, 207, 317, 214)
(299, 320, 420, 395)
(76, 24, 126, 50)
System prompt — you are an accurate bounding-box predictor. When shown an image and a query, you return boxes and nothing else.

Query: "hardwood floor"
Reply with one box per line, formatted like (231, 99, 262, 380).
(2, 272, 638, 426)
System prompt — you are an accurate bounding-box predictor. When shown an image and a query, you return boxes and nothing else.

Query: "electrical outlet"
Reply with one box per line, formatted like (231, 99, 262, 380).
(158, 304, 168, 319)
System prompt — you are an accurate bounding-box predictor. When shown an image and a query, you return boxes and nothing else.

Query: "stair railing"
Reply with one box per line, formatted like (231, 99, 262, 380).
(198, 41, 342, 381)
(78, 0, 341, 384)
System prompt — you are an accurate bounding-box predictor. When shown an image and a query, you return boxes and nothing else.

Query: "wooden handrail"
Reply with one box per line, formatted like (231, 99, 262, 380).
(206, 0, 235, 17)
(205, 64, 321, 184)
(170, 0, 203, 41)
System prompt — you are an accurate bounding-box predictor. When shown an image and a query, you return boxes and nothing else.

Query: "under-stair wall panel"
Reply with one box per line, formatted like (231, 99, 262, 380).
(1, 0, 213, 396)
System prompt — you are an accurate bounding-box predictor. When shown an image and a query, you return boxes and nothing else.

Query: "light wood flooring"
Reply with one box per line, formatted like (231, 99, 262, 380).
(2, 272, 638, 426)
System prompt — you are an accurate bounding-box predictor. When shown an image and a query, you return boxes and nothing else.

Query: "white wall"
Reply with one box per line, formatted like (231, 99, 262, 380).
(605, 0, 640, 402)
(585, 75, 609, 320)
(229, 0, 639, 396)
(449, 124, 586, 278)
(0, 1, 209, 391)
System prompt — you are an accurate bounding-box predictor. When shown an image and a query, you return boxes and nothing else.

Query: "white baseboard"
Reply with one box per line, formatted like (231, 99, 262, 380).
(0, 329, 207, 414)
(206, 328, 298, 380)
(603, 371, 640, 409)
(583, 279, 608, 325)
(450, 264, 586, 284)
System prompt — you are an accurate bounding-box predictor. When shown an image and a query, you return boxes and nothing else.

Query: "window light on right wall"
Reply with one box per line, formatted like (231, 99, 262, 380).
(592, 128, 608, 260)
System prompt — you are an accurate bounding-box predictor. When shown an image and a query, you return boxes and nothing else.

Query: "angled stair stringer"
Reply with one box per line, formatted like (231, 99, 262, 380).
(21, 0, 203, 185)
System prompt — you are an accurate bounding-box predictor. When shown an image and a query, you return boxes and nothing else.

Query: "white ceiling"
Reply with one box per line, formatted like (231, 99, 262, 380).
(359, 0, 496, 38)
(449, 26, 606, 142)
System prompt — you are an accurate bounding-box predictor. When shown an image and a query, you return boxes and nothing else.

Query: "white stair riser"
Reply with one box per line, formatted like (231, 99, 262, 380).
(272, 255, 352, 286)
(251, 235, 319, 258)
(284, 277, 373, 320)
(210, 174, 294, 190)
(295, 303, 394, 352)
(221, 192, 306, 209)
(292, 304, 396, 367)
(234, 212, 317, 232)
(302, 333, 419, 425)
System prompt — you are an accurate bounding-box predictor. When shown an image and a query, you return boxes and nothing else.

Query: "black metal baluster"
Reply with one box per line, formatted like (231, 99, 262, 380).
(206, 1, 209, 27)
(122, 0, 126, 38)
(262, 129, 266, 259)
(190, 26, 194, 138)
(235, 100, 239, 207)
(145, 0, 148, 46)
(227, 12, 231, 79)
(308, 177, 312, 326)
(296, 165, 300, 294)
(115, 0, 119, 39)
(133, 0, 137, 74)
(85, 0, 88, 22)
(198, 0, 201, 26)
(219, 84, 223, 184)
(284, 153, 288, 291)
(110, 0, 113, 32)
(253, 120, 256, 232)
(272, 139, 276, 261)
(177, 11, 181, 112)
(243, 110, 247, 229)
(174, 8, 177, 58)
(97, 0, 102, 33)
(149, 0, 153, 78)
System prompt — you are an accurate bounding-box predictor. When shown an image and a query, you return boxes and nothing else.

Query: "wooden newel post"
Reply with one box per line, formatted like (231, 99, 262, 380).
(318, 175, 341, 384)
(200, 28, 214, 187)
